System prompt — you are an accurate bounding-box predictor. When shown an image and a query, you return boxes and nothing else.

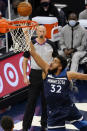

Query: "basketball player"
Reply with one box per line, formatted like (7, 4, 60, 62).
(27, 42, 87, 131)
(22, 25, 58, 131)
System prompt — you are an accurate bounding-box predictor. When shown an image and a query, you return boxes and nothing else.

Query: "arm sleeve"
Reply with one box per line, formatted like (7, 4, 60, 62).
(59, 30, 67, 50)
(76, 31, 87, 51)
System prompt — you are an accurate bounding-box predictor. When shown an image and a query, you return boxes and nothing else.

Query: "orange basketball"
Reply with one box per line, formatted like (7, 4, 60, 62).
(17, 2, 32, 16)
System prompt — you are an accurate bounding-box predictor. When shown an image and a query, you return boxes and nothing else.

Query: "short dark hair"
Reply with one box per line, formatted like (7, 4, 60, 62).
(56, 55, 67, 71)
(1, 116, 14, 131)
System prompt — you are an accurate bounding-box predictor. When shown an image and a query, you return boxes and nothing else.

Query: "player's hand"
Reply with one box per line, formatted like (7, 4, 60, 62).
(24, 76, 30, 85)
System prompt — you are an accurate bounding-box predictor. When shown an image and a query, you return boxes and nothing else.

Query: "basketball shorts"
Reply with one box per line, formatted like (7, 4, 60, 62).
(48, 104, 83, 129)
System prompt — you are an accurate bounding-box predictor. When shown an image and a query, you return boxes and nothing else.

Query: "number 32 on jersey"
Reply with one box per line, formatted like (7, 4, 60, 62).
(50, 84, 62, 93)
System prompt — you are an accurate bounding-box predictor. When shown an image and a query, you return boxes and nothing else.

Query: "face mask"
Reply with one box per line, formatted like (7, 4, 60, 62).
(68, 20, 77, 27)
(41, 2, 49, 7)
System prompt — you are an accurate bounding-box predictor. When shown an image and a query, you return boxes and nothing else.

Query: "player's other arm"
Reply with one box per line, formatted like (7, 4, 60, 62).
(29, 42, 49, 74)
(67, 71, 87, 81)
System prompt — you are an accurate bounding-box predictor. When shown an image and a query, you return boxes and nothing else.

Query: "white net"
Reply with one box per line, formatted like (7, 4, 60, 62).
(10, 20, 37, 53)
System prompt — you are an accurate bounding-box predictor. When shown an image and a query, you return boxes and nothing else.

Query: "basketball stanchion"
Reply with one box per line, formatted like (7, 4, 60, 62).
(0, 18, 38, 53)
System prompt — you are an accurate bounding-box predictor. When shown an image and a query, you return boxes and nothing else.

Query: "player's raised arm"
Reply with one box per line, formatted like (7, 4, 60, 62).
(29, 42, 50, 74)
(67, 71, 87, 80)
(23, 28, 49, 73)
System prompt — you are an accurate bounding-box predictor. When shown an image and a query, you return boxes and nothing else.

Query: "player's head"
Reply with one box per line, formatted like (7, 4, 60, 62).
(48, 55, 67, 75)
(1, 116, 14, 131)
(36, 25, 46, 39)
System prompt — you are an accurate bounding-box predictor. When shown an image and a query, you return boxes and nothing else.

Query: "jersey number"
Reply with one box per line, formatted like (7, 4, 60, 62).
(50, 84, 62, 93)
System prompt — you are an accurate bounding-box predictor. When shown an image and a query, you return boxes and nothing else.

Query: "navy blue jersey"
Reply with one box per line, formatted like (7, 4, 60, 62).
(44, 69, 74, 128)
(44, 69, 72, 107)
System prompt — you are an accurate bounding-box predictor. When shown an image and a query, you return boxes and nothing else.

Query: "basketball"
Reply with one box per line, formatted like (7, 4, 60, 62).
(17, 2, 32, 16)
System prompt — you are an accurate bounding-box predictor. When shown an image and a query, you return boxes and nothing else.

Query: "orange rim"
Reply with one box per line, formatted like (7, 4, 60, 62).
(0, 19, 38, 33)
(9, 20, 38, 28)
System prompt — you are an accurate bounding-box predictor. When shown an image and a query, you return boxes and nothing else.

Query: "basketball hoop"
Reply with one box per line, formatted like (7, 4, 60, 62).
(0, 19, 38, 52)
